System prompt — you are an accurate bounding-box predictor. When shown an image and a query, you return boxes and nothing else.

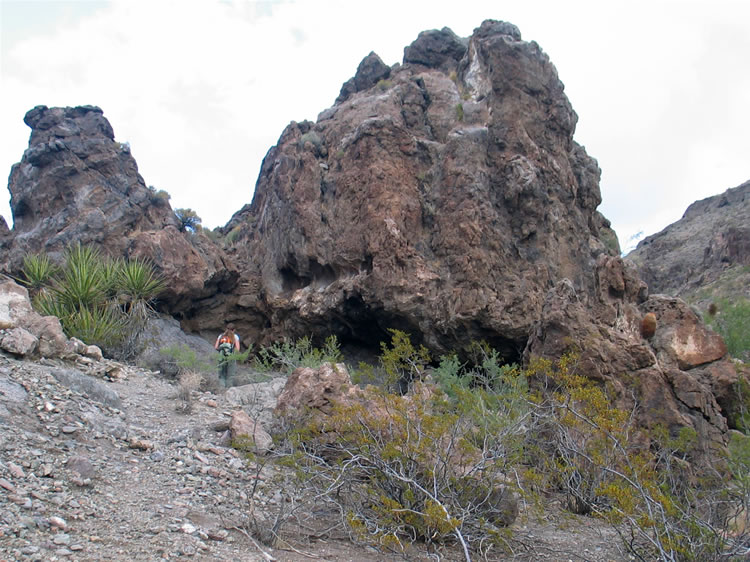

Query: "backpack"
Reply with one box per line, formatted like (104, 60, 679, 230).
(218, 336, 234, 356)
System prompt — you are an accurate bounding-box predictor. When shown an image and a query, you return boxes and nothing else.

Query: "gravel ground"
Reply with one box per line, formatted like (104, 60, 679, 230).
(0, 353, 628, 561)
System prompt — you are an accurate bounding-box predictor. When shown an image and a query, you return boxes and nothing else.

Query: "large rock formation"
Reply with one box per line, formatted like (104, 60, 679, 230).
(0, 21, 739, 461)
(222, 19, 618, 359)
(215, 20, 736, 460)
(1, 105, 239, 313)
(627, 180, 750, 304)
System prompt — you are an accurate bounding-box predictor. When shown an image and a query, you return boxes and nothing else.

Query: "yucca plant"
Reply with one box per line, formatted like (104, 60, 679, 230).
(21, 242, 165, 360)
(118, 257, 166, 306)
(33, 290, 73, 323)
(66, 304, 126, 352)
(53, 243, 106, 312)
(19, 252, 58, 294)
(100, 256, 125, 299)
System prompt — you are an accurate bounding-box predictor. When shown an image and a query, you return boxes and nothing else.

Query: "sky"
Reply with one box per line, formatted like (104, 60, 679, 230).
(1, 0, 748, 253)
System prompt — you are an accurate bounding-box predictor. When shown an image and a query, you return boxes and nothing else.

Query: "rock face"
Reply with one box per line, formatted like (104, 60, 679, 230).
(1, 105, 238, 314)
(224, 19, 618, 360)
(0, 20, 738, 461)
(627, 180, 750, 303)
(222, 19, 735, 460)
(525, 256, 738, 459)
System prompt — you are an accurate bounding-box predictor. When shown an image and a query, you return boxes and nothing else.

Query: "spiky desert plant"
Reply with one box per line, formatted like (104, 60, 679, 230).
(66, 304, 126, 350)
(118, 257, 165, 306)
(19, 252, 59, 294)
(53, 243, 106, 312)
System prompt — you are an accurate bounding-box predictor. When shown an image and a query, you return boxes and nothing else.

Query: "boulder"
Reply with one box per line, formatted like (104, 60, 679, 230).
(336, 52, 392, 104)
(229, 410, 273, 453)
(274, 362, 363, 418)
(0, 278, 72, 358)
(403, 27, 467, 71)
(0, 327, 38, 356)
(225, 377, 286, 429)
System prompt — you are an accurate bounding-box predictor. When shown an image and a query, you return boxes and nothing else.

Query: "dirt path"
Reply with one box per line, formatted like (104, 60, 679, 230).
(0, 354, 627, 561)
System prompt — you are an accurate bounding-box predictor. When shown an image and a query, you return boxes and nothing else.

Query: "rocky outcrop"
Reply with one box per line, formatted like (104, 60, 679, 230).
(525, 255, 738, 460)
(216, 20, 736, 458)
(2, 105, 239, 314)
(627, 181, 750, 303)
(224, 19, 617, 360)
(0, 20, 738, 461)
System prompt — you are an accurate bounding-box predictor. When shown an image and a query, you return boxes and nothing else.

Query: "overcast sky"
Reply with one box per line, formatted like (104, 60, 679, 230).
(1, 0, 748, 253)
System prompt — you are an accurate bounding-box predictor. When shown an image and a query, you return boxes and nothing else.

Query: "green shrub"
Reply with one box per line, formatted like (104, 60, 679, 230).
(455, 103, 464, 122)
(376, 78, 393, 91)
(706, 297, 750, 361)
(286, 385, 523, 559)
(159, 344, 212, 376)
(254, 335, 341, 374)
(377, 329, 430, 393)
(22, 243, 164, 360)
(175, 208, 202, 233)
(269, 336, 750, 560)
(225, 225, 242, 245)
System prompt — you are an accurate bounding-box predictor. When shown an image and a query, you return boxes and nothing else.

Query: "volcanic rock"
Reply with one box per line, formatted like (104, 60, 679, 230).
(274, 362, 363, 419)
(627, 180, 750, 303)
(336, 51, 392, 104)
(224, 19, 618, 360)
(228, 410, 273, 453)
(2, 105, 239, 314)
(525, 255, 738, 459)
(403, 26, 468, 70)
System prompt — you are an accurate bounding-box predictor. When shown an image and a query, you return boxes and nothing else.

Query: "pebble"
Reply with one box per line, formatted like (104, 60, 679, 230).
(49, 516, 67, 530)
(8, 462, 26, 478)
(0, 478, 15, 492)
(53, 532, 71, 545)
(207, 529, 228, 541)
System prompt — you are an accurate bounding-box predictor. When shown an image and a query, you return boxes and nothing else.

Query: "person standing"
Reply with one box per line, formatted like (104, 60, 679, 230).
(214, 323, 240, 387)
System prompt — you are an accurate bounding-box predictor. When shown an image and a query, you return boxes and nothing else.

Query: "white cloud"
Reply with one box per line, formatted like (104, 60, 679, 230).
(1, 0, 748, 245)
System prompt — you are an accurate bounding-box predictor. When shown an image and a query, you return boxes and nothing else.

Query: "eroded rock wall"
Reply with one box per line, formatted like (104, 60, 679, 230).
(2, 105, 238, 314)
(223, 20, 618, 358)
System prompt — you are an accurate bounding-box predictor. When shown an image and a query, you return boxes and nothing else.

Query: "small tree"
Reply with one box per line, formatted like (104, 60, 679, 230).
(175, 208, 202, 232)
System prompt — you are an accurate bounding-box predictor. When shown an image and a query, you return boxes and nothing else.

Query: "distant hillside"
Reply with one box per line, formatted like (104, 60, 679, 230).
(627, 180, 750, 307)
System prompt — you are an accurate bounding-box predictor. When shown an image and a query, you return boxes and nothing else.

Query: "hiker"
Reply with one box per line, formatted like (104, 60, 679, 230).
(214, 323, 240, 387)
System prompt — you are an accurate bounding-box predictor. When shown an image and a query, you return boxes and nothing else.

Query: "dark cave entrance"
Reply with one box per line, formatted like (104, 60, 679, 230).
(321, 295, 525, 373)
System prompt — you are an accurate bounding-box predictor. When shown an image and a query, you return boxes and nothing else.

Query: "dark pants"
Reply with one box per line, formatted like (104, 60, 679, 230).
(218, 357, 235, 387)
